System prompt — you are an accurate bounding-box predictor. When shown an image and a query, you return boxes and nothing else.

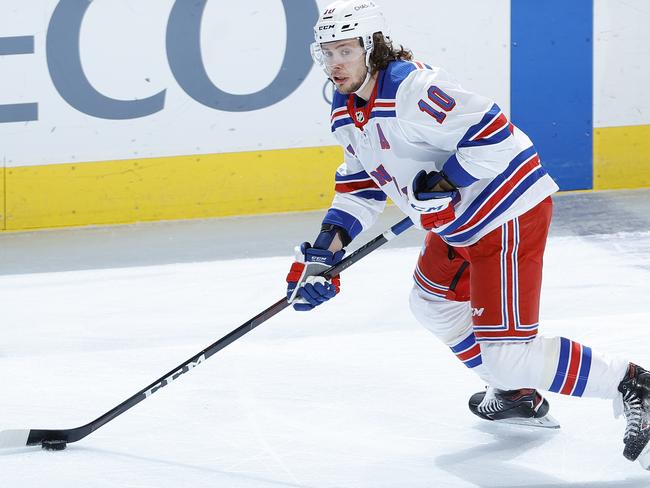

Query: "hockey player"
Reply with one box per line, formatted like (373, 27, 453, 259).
(285, 0, 650, 468)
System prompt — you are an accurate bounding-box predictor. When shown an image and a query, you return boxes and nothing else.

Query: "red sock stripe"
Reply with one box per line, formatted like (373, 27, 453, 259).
(560, 341, 582, 395)
(456, 343, 481, 362)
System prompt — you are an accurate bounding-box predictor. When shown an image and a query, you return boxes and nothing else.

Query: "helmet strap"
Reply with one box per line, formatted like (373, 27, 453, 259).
(353, 70, 372, 97)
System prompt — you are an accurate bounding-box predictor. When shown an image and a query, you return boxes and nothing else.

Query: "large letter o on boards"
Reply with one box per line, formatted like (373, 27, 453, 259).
(47, 0, 166, 119)
(167, 0, 318, 112)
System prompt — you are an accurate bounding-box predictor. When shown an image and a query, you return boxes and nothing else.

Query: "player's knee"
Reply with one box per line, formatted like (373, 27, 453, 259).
(408, 286, 472, 343)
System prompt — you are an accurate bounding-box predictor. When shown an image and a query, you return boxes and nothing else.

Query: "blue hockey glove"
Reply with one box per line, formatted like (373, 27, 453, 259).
(286, 243, 345, 311)
(407, 170, 458, 230)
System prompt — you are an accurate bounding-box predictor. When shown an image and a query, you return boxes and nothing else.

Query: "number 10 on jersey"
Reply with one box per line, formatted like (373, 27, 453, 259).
(418, 86, 456, 124)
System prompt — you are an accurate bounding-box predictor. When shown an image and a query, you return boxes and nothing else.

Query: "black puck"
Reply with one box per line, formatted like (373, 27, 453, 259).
(42, 440, 67, 451)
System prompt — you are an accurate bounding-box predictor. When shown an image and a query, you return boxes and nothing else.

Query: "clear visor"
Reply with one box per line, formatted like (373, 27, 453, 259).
(311, 41, 366, 68)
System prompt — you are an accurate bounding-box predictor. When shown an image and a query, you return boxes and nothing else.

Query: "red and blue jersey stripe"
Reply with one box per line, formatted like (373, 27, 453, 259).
(335, 170, 387, 202)
(439, 146, 548, 244)
(548, 337, 592, 397)
(330, 100, 397, 132)
(331, 106, 354, 131)
(458, 104, 513, 148)
(411, 60, 432, 71)
(370, 99, 396, 119)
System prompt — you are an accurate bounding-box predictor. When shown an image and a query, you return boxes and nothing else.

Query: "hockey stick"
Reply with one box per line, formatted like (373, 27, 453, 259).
(0, 217, 414, 451)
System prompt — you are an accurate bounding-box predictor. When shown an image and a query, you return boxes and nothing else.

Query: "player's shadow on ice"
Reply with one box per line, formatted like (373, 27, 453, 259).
(434, 422, 648, 488)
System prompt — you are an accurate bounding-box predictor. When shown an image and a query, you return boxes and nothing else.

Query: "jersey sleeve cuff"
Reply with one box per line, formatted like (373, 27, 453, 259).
(442, 154, 480, 188)
(322, 209, 363, 241)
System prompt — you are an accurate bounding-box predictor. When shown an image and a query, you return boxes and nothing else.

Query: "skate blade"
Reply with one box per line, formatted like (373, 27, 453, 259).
(493, 414, 561, 429)
(637, 442, 650, 470)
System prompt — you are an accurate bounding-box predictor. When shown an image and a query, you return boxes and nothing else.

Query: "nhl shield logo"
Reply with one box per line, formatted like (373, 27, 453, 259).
(355, 111, 365, 123)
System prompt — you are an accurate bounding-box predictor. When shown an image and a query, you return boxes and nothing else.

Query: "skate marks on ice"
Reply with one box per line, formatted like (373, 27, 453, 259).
(73, 446, 314, 488)
(435, 422, 649, 488)
(0, 444, 313, 488)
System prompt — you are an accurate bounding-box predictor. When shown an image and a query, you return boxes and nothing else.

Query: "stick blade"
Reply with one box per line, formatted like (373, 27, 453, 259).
(0, 429, 30, 449)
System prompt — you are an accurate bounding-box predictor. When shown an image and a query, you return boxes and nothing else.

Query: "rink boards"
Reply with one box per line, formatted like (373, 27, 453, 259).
(0, 0, 649, 231)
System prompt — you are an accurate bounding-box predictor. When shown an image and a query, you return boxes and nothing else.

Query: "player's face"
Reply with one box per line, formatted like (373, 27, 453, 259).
(320, 40, 367, 94)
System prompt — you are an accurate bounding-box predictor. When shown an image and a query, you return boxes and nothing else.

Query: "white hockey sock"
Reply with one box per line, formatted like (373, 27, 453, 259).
(480, 335, 629, 399)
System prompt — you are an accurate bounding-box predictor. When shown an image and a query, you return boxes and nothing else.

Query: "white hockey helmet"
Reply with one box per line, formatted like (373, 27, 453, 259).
(312, 0, 389, 49)
(310, 0, 390, 91)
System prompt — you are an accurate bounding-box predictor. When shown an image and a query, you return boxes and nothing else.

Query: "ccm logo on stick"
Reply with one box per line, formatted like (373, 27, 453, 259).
(143, 355, 206, 398)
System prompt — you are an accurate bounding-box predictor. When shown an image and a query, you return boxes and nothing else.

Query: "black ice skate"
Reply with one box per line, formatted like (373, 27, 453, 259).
(468, 386, 560, 429)
(618, 363, 650, 469)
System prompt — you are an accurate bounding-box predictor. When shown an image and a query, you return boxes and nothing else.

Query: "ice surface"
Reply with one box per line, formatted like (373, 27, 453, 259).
(1, 191, 650, 487)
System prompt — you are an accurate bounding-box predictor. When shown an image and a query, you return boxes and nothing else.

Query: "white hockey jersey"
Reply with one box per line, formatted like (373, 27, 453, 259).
(322, 60, 559, 246)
